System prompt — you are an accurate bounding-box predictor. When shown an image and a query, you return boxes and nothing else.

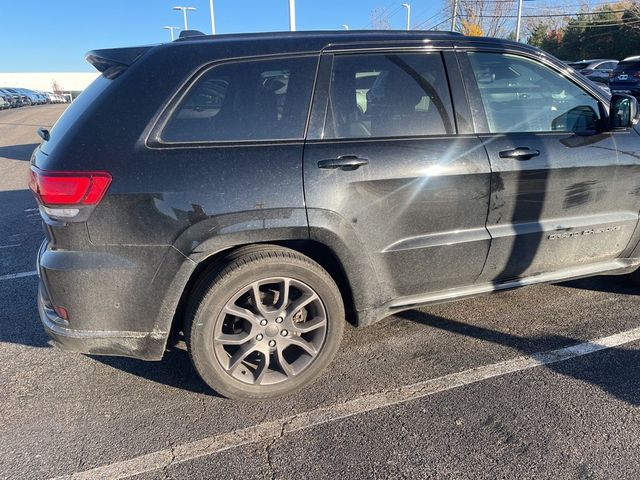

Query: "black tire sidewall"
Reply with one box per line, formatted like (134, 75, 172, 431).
(189, 257, 344, 400)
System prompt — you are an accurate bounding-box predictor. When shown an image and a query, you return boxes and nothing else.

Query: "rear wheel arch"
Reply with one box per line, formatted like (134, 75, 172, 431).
(167, 240, 362, 346)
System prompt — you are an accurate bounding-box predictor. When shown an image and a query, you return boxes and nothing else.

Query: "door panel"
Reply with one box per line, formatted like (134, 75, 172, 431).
(479, 132, 639, 281)
(305, 137, 491, 297)
(460, 50, 640, 282)
(303, 51, 492, 303)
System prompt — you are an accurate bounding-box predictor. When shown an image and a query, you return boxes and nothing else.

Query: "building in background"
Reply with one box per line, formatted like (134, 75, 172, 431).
(0, 72, 99, 100)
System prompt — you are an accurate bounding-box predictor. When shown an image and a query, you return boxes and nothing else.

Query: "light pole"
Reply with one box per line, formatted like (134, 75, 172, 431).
(173, 6, 196, 30)
(162, 26, 180, 40)
(402, 3, 411, 31)
(288, 0, 296, 32)
(342, 24, 349, 30)
(209, 0, 216, 35)
(451, 0, 458, 31)
(515, 0, 524, 41)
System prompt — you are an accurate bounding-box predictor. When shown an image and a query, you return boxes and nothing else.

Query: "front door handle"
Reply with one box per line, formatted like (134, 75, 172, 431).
(498, 147, 540, 160)
(318, 155, 369, 171)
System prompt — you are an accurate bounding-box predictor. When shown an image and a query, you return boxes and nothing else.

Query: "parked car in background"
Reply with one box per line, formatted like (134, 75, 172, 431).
(0, 88, 19, 107)
(34, 90, 48, 104)
(3, 88, 30, 106)
(14, 88, 40, 105)
(37, 91, 49, 104)
(0, 96, 9, 109)
(568, 59, 618, 84)
(609, 56, 640, 96)
(0, 87, 70, 108)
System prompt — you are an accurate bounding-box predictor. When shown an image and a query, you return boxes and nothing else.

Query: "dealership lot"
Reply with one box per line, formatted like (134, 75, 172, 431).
(2, 105, 640, 479)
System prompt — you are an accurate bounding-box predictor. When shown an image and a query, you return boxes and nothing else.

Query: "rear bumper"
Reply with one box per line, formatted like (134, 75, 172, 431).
(36, 240, 171, 360)
(38, 284, 166, 360)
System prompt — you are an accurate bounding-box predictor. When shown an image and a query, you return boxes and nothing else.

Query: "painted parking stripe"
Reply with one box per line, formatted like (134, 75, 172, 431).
(0, 270, 37, 281)
(50, 326, 640, 480)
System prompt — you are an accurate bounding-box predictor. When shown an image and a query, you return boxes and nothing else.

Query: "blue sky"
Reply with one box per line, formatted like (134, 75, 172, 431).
(2, 0, 605, 72)
(3, 0, 447, 72)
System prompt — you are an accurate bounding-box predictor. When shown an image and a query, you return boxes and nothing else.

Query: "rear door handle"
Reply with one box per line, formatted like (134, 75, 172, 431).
(317, 155, 369, 171)
(498, 147, 540, 160)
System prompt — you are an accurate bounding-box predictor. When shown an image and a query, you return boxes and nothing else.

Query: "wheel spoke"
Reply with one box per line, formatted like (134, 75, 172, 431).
(250, 282, 270, 316)
(283, 336, 317, 356)
(226, 342, 259, 372)
(254, 351, 271, 385)
(276, 278, 291, 310)
(215, 332, 251, 346)
(285, 292, 318, 319)
(276, 345, 296, 378)
(224, 303, 261, 326)
(295, 316, 327, 333)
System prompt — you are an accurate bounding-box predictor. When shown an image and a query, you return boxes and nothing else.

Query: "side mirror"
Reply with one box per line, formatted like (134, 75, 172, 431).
(610, 94, 640, 130)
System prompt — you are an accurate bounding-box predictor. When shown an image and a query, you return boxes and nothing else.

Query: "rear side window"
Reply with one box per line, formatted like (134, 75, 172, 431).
(161, 56, 317, 143)
(323, 53, 454, 139)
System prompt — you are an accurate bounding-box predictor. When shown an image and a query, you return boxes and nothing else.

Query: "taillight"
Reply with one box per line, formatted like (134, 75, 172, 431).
(581, 69, 593, 75)
(634, 72, 640, 79)
(28, 167, 111, 218)
(29, 168, 111, 206)
(609, 71, 616, 78)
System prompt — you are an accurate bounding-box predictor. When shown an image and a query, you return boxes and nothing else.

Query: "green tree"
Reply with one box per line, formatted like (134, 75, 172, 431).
(527, 24, 547, 48)
(528, 4, 640, 61)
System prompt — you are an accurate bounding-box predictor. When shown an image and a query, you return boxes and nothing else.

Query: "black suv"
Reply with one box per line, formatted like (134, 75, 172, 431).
(30, 31, 640, 399)
(609, 57, 640, 96)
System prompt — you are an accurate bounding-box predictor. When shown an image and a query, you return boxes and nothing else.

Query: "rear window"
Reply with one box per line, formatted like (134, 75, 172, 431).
(161, 56, 318, 143)
(615, 61, 640, 72)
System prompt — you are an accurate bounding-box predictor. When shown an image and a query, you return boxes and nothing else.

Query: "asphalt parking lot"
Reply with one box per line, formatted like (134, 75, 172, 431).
(1, 105, 640, 479)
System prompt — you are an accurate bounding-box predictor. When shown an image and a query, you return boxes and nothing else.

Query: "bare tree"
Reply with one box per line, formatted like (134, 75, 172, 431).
(446, 0, 515, 37)
(370, 7, 394, 30)
(51, 79, 64, 94)
(521, 0, 589, 38)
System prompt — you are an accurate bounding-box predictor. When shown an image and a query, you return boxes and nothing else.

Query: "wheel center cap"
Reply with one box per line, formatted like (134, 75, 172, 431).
(265, 325, 279, 338)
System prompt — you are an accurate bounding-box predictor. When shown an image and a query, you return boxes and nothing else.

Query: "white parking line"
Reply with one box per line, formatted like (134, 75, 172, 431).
(0, 270, 37, 281)
(51, 326, 640, 480)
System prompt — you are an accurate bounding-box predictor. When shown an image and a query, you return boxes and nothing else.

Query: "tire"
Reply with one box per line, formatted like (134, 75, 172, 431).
(185, 245, 345, 400)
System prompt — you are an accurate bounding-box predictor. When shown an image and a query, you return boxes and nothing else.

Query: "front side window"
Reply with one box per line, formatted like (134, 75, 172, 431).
(161, 56, 317, 143)
(468, 52, 602, 134)
(323, 53, 454, 139)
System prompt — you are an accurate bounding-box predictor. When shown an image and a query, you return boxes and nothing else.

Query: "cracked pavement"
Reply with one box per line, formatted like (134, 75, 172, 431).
(2, 106, 640, 479)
